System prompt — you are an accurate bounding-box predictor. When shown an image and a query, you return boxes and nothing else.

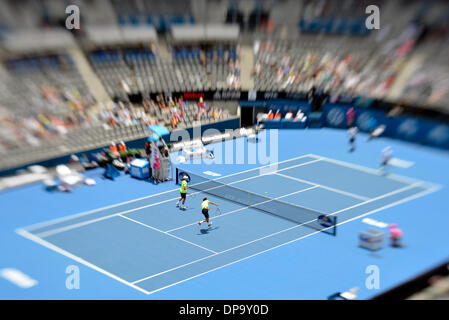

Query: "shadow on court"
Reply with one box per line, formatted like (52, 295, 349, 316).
(198, 226, 220, 235)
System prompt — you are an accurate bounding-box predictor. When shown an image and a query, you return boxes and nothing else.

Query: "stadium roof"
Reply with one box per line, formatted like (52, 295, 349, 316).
(205, 24, 240, 41)
(171, 24, 240, 42)
(85, 25, 124, 45)
(85, 25, 158, 45)
(2, 29, 76, 53)
(120, 26, 158, 43)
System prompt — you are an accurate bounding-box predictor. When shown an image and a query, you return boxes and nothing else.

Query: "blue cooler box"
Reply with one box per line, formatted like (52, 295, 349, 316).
(130, 159, 150, 179)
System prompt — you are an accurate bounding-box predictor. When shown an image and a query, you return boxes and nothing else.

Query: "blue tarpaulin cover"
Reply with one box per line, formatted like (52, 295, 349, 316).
(147, 124, 170, 142)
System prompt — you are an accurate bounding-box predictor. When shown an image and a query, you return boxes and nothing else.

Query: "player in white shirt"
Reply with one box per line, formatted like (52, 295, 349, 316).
(379, 146, 393, 174)
(347, 126, 358, 152)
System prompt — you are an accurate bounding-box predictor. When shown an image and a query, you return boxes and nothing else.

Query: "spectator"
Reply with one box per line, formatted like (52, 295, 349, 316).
(156, 138, 165, 154)
(109, 142, 119, 157)
(153, 155, 161, 184)
(118, 141, 127, 153)
(389, 224, 404, 247)
(170, 114, 179, 129)
(346, 107, 356, 128)
(145, 141, 152, 156)
(274, 109, 282, 120)
(198, 97, 206, 118)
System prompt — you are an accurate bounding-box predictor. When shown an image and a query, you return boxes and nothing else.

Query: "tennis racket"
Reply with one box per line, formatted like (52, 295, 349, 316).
(214, 207, 222, 216)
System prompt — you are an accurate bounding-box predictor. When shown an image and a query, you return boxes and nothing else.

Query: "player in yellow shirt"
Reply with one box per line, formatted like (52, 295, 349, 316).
(198, 197, 219, 227)
(176, 175, 189, 210)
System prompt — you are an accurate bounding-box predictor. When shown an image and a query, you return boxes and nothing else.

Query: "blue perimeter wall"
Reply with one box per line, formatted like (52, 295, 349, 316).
(240, 99, 449, 150)
(3, 95, 449, 176)
(0, 118, 240, 176)
(321, 103, 449, 149)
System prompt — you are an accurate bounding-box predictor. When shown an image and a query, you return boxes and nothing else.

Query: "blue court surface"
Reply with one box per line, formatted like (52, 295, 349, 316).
(1, 128, 448, 299)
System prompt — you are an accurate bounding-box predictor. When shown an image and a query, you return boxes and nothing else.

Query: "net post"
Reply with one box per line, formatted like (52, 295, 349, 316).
(175, 168, 179, 185)
(332, 215, 337, 236)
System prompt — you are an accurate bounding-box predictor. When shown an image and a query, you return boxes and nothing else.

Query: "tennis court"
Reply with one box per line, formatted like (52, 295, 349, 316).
(17, 152, 439, 296)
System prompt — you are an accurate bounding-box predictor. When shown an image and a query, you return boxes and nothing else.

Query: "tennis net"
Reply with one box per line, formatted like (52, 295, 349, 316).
(176, 168, 337, 235)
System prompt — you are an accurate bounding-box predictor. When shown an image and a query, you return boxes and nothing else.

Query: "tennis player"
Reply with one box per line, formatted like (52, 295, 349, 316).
(379, 146, 393, 174)
(348, 126, 358, 152)
(198, 197, 219, 227)
(389, 223, 403, 247)
(176, 175, 189, 210)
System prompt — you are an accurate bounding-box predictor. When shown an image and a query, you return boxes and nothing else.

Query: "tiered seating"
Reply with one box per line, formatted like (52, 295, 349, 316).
(252, 35, 406, 100)
(0, 54, 97, 153)
(144, 98, 235, 129)
(2, 54, 95, 114)
(89, 45, 240, 99)
(111, 0, 194, 31)
(298, 0, 383, 35)
(172, 45, 240, 91)
(0, 122, 152, 172)
(89, 50, 135, 100)
(398, 42, 449, 111)
(4, 55, 91, 95)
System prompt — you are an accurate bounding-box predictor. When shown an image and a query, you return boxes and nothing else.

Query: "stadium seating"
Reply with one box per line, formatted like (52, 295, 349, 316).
(89, 45, 240, 98)
(0, 0, 448, 175)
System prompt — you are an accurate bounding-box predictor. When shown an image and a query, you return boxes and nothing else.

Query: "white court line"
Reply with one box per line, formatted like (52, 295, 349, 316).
(137, 185, 439, 295)
(135, 198, 322, 285)
(15, 228, 152, 295)
(275, 173, 370, 201)
(18, 153, 442, 295)
(24, 154, 315, 232)
(24, 185, 179, 232)
(33, 159, 321, 238)
(24, 152, 439, 233)
(256, 158, 322, 174)
(165, 185, 320, 233)
(219, 153, 316, 176)
(118, 215, 217, 254)
(271, 158, 322, 173)
(35, 195, 187, 238)
(329, 185, 441, 223)
(309, 153, 441, 189)
(327, 183, 423, 216)
(31, 155, 428, 239)
(185, 158, 319, 196)
(131, 182, 426, 286)
(17, 178, 439, 296)
(268, 159, 323, 174)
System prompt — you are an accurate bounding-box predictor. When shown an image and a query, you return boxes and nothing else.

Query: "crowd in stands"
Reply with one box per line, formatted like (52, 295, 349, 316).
(265, 109, 307, 122)
(172, 45, 241, 90)
(0, 50, 235, 153)
(0, 93, 233, 153)
(0, 92, 153, 153)
(89, 45, 241, 100)
(0, 90, 96, 152)
(0, 12, 445, 155)
(396, 38, 449, 110)
(142, 95, 231, 129)
(0, 54, 97, 152)
(96, 101, 153, 128)
(252, 21, 423, 100)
